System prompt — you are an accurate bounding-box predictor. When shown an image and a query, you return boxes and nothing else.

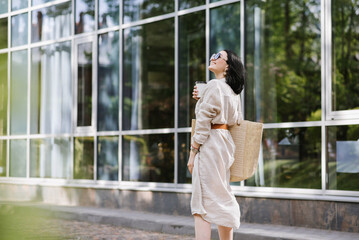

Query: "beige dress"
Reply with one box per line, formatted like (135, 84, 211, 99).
(191, 78, 241, 229)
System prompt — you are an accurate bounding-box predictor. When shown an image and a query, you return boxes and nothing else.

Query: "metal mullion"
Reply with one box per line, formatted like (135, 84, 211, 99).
(9, 45, 29, 52)
(321, 0, 327, 194)
(95, 0, 98, 31)
(206, 0, 209, 82)
(30, 0, 71, 12)
(96, 131, 120, 136)
(240, 0, 245, 188)
(174, 0, 178, 185)
(262, 121, 322, 129)
(26, 2, 31, 179)
(0, 13, 8, 19)
(8, 8, 28, 17)
(93, 36, 98, 181)
(121, 12, 176, 29)
(118, 0, 123, 183)
(208, 0, 241, 9)
(177, 5, 207, 16)
(71, 0, 76, 180)
(121, 128, 176, 136)
(325, 0, 332, 121)
(6, 8, 10, 178)
(96, 25, 120, 35)
(29, 36, 73, 49)
(324, 119, 359, 126)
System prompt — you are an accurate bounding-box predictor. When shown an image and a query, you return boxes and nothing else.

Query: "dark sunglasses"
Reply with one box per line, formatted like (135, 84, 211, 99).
(210, 52, 227, 62)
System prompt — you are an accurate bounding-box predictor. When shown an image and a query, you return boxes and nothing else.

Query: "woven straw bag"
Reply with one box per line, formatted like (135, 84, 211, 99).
(191, 119, 263, 182)
(229, 120, 263, 182)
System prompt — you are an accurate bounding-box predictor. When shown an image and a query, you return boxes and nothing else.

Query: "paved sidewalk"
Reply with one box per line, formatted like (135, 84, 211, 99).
(1, 202, 359, 240)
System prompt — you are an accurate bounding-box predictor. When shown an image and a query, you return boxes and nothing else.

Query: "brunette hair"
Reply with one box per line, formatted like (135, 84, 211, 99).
(224, 49, 245, 95)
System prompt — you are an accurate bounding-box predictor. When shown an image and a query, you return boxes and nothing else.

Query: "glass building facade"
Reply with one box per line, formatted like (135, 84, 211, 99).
(0, 0, 358, 199)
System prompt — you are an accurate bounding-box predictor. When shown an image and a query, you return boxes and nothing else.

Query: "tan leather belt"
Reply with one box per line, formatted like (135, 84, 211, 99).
(211, 124, 228, 130)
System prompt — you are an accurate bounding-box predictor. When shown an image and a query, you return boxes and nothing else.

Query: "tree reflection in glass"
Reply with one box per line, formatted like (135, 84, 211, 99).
(0, 140, 6, 177)
(75, 0, 95, 34)
(31, 2, 72, 43)
(179, 0, 204, 10)
(11, 0, 27, 11)
(327, 125, 359, 191)
(98, 32, 119, 131)
(245, 127, 321, 189)
(97, 136, 118, 181)
(123, 0, 174, 23)
(74, 137, 94, 179)
(11, 50, 28, 135)
(11, 13, 28, 47)
(246, 0, 321, 123)
(0, 0, 7, 14)
(178, 11, 206, 128)
(177, 133, 191, 183)
(99, 0, 119, 29)
(332, 0, 359, 111)
(0, 18, 7, 49)
(122, 134, 174, 183)
(0, 53, 7, 136)
(123, 19, 174, 130)
(210, 3, 241, 79)
(77, 42, 93, 127)
(31, 42, 72, 134)
(10, 139, 27, 177)
(30, 138, 71, 179)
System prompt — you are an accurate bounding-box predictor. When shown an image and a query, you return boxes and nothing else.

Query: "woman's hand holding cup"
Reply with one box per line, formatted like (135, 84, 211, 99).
(192, 85, 200, 100)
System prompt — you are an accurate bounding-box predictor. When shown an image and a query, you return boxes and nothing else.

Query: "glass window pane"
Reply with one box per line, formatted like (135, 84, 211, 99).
(0, 140, 6, 177)
(0, 18, 7, 49)
(31, 2, 72, 43)
(74, 137, 94, 179)
(332, 0, 359, 111)
(179, 0, 204, 10)
(122, 134, 174, 182)
(0, 53, 7, 136)
(75, 0, 95, 34)
(97, 136, 118, 181)
(12, 0, 27, 11)
(178, 132, 191, 184)
(98, 32, 119, 131)
(0, 0, 8, 14)
(31, 42, 72, 134)
(123, 0, 174, 23)
(32, 0, 57, 6)
(77, 42, 93, 127)
(30, 138, 71, 178)
(245, 127, 321, 189)
(10, 139, 27, 177)
(210, 3, 241, 79)
(327, 125, 359, 191)
(178, 11, 206, 128)
(210, 3, 241, 56)
(11, 50, 28, 135)
(99, 0, 119, 29)
(11, 13, 28, 47)
(245, 0, 321, 123)
(123, 19, 174, 130)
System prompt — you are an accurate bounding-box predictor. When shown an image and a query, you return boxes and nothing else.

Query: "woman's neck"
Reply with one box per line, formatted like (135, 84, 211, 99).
(214, 73, 225, 79)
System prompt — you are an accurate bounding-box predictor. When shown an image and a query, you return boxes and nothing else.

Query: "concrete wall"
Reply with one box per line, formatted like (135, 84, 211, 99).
(0, 183, 358, 232)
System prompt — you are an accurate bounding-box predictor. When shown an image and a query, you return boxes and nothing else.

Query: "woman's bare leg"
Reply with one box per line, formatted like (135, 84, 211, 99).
(218, 225, 233, 240)
(194, 214, 211, 240)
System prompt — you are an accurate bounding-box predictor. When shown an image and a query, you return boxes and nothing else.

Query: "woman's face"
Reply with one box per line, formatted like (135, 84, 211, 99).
(208, 50, 228, 75)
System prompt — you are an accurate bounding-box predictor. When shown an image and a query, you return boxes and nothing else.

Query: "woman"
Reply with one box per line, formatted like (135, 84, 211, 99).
(188, 50, 245, 240)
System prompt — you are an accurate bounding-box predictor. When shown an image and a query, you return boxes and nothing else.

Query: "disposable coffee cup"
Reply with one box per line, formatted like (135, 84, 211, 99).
(195, 81, 206, 98)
